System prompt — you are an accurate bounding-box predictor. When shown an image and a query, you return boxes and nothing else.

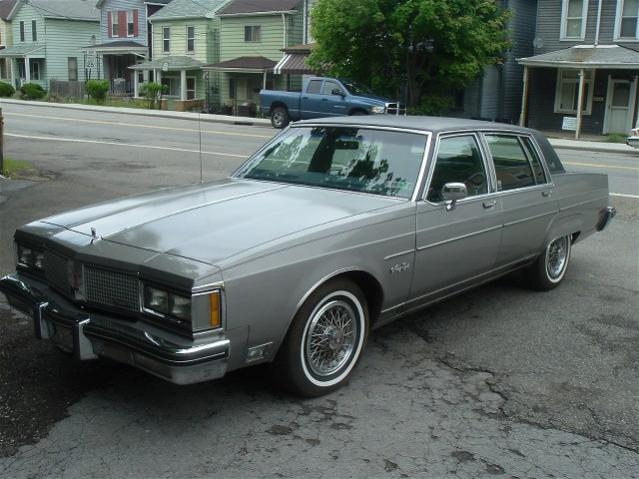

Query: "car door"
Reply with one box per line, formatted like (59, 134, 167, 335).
(300, 79, 326, 119)
(319, 80, 349, 117)
(409, 133, 502, 306)
(482, 133, 558, 266)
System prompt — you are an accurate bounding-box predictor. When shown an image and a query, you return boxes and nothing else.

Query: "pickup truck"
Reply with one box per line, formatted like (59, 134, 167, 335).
(260, 77, 404, 128)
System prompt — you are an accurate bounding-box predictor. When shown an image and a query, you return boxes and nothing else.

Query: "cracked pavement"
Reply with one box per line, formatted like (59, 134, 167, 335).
(1, 106, 638, 477)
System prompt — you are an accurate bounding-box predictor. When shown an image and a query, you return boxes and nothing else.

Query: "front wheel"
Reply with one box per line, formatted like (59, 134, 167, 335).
(525, 235, 572, 291)
(273, 279, 369, 397)
(270, 106, 290, 129)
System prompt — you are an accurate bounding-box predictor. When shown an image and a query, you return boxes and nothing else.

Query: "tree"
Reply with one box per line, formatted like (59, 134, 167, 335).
(308, 0, 510, 112)
(139, 81, 168, 109)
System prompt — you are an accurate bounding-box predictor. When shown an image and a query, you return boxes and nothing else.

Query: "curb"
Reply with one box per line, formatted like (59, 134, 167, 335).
(0, 98, 273, 128)
(548, 139, 637, 156)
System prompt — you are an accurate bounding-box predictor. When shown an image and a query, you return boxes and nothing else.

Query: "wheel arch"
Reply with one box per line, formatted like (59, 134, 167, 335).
(270, 101, 289, 115)
(348, 107, 368, 116)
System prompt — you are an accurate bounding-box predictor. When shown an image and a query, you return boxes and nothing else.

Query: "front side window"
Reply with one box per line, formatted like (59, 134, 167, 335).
(186, 77, 196, 100)
(561, 0, 588, 39)
(19, 21, 25, 42)
(322, 80, 343, 95)
(237, 127, 427, 199)
(554, 69, 593, 114)
(31, 20, 37, 41)
(163, 27, 170, 52)
(127, 11, 134, 36)
(617, 0, 639, 38)
(187, 26, 195, 52)
(427, 135, 488, 203)
(68, 57, 78, 81)
(485, 135, 535, 191)
(111, 11, 119, 37)
(244, 25, 261, 42)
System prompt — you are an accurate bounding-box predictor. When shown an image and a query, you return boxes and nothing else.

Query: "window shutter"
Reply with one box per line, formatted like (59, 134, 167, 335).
(107, 12, 112, 38)
(118, 11, 126, 38)
(133, 9, 139, 36)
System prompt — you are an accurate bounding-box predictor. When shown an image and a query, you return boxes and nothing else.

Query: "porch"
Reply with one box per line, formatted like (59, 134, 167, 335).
(88, 41, 148, 97)
(0, 44, 46, 89)
(518, 45, 639, 139)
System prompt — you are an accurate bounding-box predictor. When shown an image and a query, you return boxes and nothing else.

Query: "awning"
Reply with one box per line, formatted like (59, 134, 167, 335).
(202, 56, 276, 73)
(518, 45, 639, 69)
(129, 56, 204, 71)
(83, 41, 147, 55)
(0, 44, 45, 58)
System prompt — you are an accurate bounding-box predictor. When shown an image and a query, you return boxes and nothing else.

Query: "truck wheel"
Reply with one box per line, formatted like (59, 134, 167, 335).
(525, 235, 572, 291)
(351, 110, 367, 116)
(271, 107, 290, 129)
(273, 279, 369, 397)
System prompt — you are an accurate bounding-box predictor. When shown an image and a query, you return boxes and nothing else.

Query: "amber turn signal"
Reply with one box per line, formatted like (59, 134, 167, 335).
(209, 291, 221, 328)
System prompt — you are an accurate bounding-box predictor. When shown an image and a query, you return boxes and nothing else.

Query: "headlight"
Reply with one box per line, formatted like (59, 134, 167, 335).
(16, 243, 45, 272)
(143, 284, 191, 322)
(370, 105, 386, 114)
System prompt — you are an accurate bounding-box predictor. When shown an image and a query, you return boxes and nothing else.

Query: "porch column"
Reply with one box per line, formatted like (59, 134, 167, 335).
(156, 69, 161, 84)
(519, 65, 529, 127)
(262, 71, 267, 90)
(180, 69, 187, 101)
(10, 58, 15, 86)
(134, 69, 139, 98)
(24, 56, 30, 82)
(575, 68, 586, 140)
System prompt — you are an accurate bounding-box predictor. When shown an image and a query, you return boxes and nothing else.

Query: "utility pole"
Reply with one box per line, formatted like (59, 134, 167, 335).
(0, 108, 4, 175)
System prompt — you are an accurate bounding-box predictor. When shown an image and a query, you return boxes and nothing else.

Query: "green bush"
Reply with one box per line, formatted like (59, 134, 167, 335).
(139, 81, 168, 109)
(86, 79, 110, 103)
(20, 82, 45, 100)
(0, 81, 15, 97)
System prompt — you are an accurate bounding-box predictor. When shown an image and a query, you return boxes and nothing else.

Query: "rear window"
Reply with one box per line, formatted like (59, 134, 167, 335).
(531, 131, 565, 173)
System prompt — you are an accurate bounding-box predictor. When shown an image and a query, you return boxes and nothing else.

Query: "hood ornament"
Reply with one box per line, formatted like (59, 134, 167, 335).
(91, 227, 98, 243)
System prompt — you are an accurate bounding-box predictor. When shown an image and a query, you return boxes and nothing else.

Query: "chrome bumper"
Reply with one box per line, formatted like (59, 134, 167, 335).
(597, 206, 617, 232)
(0, 273, 230, 385)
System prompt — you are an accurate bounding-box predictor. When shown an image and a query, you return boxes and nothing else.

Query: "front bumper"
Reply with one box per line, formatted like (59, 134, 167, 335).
(597, 206, 617, 232)
(0, 273, 230, 385)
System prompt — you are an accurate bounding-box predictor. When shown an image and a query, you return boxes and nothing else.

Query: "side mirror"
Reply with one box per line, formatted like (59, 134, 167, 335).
(441, 182, 467, 210)
(332, 88, 345, 97)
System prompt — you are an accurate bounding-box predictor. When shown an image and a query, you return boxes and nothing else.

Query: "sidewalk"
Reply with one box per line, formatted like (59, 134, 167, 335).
(2, 99, 638, 154)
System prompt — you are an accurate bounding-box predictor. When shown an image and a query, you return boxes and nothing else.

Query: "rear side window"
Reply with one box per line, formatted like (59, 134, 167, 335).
(427, 135, 488, 202)
(307, 80, 322, 94)
(521, 137, 547, 184)
(485, 135, 535, 191)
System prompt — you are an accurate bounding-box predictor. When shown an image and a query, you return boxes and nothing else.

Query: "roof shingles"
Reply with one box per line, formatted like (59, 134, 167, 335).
(218, 0, 301, 15)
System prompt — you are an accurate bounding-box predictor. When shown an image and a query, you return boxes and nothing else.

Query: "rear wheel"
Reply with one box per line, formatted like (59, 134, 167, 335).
(271, 106, 290, 129)
(273, 279, 369, 397)
(525, 235, 572, 291)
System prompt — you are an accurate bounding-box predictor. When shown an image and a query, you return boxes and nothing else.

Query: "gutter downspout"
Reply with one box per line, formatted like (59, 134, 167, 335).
(282, 13, 288, 49)
(594, 0, 603, 46)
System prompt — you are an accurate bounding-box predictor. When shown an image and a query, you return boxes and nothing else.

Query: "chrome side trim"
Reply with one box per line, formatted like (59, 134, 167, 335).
(192, 282, 225, 295)
(416, 225, 502, 252)
(559, 196, 609, 211)
(383, 249, 415, 261)
(503, 210, 557, 227)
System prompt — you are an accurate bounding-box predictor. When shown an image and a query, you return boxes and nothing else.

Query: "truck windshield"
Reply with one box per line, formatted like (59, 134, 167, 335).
(341, 80, 374, 96)
(236, 126, 427, 199)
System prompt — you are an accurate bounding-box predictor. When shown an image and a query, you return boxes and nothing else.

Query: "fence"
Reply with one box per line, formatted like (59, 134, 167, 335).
(49, 79, 85, 99)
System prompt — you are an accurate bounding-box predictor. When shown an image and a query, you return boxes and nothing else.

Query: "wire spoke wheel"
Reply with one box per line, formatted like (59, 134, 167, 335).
(545, 236, 569, 280)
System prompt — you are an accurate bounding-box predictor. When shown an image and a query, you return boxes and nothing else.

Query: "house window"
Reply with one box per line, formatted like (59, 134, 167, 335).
(111, 11, 119, 37)
(30, 61, 40, 80)
(163, 27, 170, 52)
(616, 0, 639, 38)
(561, 0, 588, 40)
(554, 69, 593, 114)
(68, 57, 78, 81)
(244, 25, 261, 42)
(186, 26, 195, 52)
(186, 77, 196, 100)
(127, 11, 134, 36)
(32, 20, 37, 41)
(161, 77, 179, 97)
(19, 21, 25, 42)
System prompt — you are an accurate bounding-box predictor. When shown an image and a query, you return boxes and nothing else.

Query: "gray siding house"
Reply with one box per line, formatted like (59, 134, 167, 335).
(457, 0, 538, 124)
(518, 0, 639, 138)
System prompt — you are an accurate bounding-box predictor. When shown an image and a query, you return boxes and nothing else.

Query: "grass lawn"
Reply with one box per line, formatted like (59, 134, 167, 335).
(1, 158, 34, 178)
(48, 96, 153, 110)
(606, 133, 627, 143)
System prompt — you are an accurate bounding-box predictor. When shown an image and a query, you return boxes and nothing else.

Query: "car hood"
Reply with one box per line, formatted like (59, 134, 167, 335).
(41, 178, 400, 266)
(350, 94, 392, 105)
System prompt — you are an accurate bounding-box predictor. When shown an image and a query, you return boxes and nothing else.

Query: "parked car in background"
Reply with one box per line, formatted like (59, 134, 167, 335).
(260, 77, 404, 128)
(0, 117, 616, 397)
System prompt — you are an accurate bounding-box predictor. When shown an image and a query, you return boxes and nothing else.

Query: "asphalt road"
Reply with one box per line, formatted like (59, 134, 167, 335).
(0, 103, 638, 478)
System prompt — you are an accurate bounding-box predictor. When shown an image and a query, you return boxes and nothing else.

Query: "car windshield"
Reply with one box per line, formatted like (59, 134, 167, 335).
(342, 80, 374, 96)
(236, 126, 427, 199)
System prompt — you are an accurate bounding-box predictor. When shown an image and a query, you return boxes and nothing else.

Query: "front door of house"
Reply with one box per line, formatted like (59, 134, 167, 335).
(605, 79, 636, 134)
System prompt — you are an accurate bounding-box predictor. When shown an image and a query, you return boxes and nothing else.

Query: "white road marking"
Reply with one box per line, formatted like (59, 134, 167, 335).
(563, 161, 639, 172)
(610, 193, 639, 199)
(6, 133, 248, 158)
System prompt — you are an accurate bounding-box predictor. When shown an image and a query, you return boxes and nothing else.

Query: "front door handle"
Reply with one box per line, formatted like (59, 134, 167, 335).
(483, 200, 497, 209)
(542, 190, 552, 197)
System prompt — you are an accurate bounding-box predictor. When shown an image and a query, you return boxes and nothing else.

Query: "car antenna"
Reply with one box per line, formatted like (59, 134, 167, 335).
(198, 112, 203, 184)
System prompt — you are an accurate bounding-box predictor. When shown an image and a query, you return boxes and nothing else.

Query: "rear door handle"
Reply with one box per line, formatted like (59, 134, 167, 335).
(483, 200, 497, 209)
(542, 190, 552, 197)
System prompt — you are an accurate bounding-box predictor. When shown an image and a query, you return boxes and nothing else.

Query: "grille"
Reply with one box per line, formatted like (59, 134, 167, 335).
(385, 103, 406, 115)
(84, 267, 140, 312)
(45, 252, 70, 292)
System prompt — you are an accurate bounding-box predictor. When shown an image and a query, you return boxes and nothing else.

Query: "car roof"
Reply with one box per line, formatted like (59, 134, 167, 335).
(292, 115, 537, 135)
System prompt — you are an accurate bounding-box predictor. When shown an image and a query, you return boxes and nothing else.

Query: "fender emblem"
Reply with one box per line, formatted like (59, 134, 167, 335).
(390, 262, 410, 274)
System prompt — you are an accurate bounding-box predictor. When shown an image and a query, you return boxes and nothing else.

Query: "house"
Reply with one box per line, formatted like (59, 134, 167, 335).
(456, 0, 538, 124)
(90, 0, 172, 95)
(131, 0, 230, 111)
(202, 0, 304, 114)
(0, 0, 17, 83)
(518, 0, 639, 138)
(0, 0, 99, 89)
